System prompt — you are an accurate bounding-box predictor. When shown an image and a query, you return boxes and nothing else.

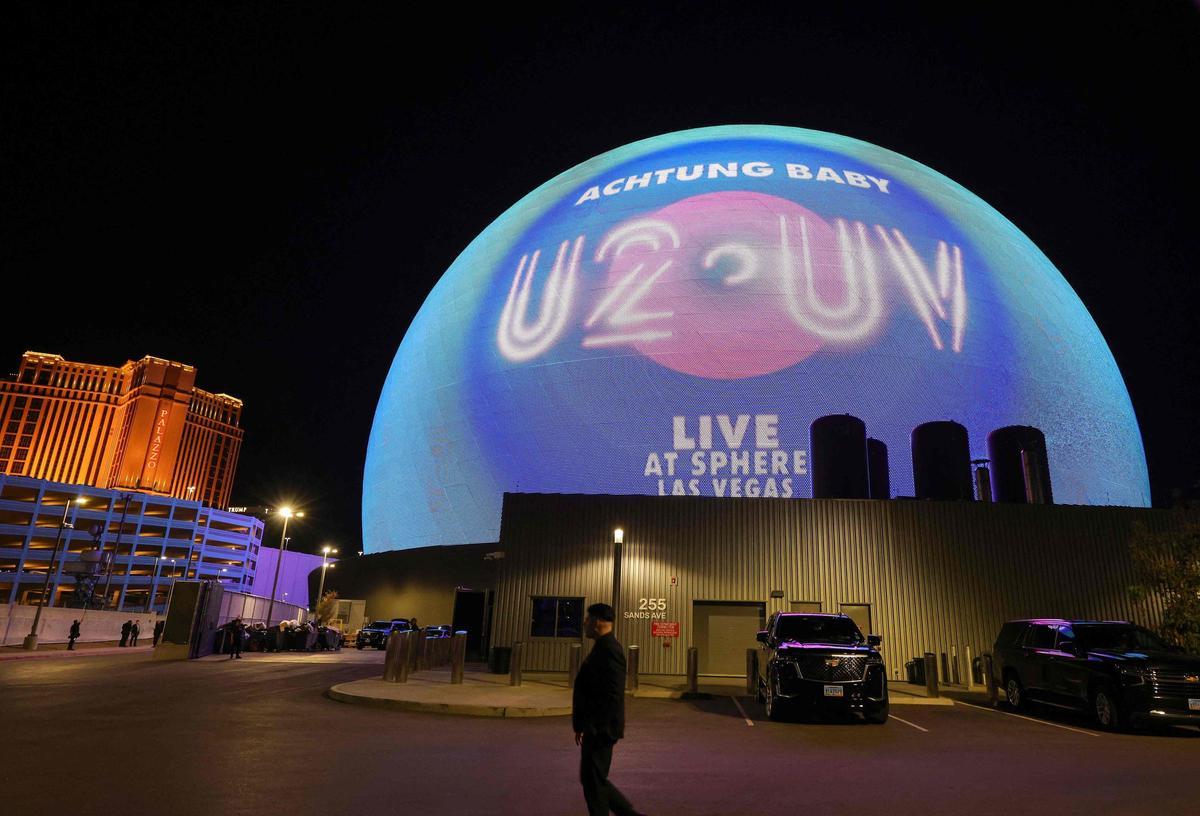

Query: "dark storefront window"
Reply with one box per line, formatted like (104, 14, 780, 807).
(530, 596, 583, 638)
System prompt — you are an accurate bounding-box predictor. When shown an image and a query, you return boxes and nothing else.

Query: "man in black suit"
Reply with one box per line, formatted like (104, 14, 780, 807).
(573, 603, 642, 816)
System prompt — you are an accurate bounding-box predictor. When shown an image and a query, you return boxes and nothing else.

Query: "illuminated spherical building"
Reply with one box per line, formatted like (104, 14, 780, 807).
(364, 126, 1147, 553)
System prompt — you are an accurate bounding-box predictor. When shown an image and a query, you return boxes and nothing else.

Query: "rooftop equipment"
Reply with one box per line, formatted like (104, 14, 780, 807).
(810, 414, 869, 499)
(911, 421, 973, 501)
(986, 425, 1053, 504)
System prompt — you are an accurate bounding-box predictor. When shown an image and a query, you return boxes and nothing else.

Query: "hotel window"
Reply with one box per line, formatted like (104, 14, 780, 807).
(530, 596, 584, 638)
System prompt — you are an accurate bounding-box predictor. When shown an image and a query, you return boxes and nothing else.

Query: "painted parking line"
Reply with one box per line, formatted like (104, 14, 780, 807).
(730, 696, 755, 726)
(958, 702, 1100, 737)
(888, 713, 929, 732)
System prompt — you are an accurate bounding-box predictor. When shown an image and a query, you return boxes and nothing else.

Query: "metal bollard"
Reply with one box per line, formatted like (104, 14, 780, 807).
(940, 651, 950, 685)
(951, 645, 960, 685)
(510, 641, 524, 686)
(406, 631, 418, 672)
(923, 652, 940, 698)
(383, 631, 411, 683)
(964, 646, 975, 691)
(568, 642, 582, 688)
(686, 646, 699, 695)
(746, 649, 758, 696)
(983, 653, 999, 707)
(627, 644, 639, 692)
(450, 631, 467, 684)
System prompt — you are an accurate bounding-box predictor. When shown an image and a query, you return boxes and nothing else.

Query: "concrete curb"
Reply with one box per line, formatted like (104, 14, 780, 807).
(0, 645, 154, 662)
(327, 682, 573, 718)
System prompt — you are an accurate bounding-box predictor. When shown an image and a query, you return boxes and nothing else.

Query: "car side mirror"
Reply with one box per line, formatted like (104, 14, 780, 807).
(867, 634, 882, 647)
(756, 630, 769, 644)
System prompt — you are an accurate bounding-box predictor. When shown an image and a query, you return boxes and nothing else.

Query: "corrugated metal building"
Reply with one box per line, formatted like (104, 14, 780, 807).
(490, 493, 1174, 677)
(326, 492, 1179, 679)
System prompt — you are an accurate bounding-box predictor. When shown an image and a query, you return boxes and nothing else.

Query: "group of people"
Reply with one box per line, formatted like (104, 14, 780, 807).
(115, 618, 166, 648)
(218, 618, 342, 657)
(119, 619, 141, 647)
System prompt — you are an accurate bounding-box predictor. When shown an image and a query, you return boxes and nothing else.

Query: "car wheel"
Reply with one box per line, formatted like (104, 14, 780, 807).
(764, 671, 786, 722)
(1092, 683, 1122, 731)
(1005, 673, 1026, 711)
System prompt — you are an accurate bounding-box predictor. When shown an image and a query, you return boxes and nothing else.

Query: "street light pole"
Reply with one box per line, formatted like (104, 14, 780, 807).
(611, 527, 624, 635)
(100, 493, 132, 611)
(148, 554, 162, 612)
(316, 545, 337, 620)
(23, 497, 85, 650)
(162, 558, 178, 619)
(265, 507, 302, 626)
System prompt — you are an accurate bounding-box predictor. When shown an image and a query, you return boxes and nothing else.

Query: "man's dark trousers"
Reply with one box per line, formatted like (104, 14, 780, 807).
(580, 732, 636, 816)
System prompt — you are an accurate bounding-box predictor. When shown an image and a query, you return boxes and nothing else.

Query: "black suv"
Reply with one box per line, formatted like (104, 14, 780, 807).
(993, 619, 1200, 730)
(755, 612, 889, 723)
(355, 619, 414, 650)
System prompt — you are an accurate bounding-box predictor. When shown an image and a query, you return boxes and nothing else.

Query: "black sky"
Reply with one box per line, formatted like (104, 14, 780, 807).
(4, 3, 1199, 554)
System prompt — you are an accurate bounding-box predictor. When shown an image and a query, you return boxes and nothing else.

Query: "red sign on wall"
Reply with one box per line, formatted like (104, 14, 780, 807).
(652, 621, 680, 638)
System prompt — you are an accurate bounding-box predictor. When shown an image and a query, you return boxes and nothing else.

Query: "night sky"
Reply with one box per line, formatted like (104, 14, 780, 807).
(5, 4, 1198, 554)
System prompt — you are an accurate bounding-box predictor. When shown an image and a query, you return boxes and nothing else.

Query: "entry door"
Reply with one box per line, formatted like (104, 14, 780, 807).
(452, 590, 487, 661)
(693, 601, 765, 676)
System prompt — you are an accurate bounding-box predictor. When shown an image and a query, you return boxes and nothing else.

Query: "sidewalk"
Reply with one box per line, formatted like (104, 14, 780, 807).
(0, 642, 155, 661)
(328, 668, 958, 716)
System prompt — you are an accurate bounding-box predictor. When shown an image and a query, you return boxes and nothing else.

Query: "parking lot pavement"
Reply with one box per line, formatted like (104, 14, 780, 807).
(4, 651, 1198, 816)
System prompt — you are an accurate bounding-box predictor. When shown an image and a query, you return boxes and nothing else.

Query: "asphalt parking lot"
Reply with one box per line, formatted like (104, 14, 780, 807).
(3, 650, 1197, 815)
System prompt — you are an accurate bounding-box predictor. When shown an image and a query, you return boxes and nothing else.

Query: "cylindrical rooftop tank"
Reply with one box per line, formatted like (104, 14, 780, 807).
(911, 421, 973, 501)
(867, 438, 890, 500)
(810, 415, 869, 499)
(987, 425, 1053, 504)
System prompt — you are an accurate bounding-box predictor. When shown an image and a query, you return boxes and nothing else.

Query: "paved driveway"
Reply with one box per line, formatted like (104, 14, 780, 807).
(3, 650, 1197, 815)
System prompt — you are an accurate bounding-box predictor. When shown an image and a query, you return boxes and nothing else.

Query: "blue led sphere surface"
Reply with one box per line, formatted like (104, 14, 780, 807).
(364, 126, 1148, 551)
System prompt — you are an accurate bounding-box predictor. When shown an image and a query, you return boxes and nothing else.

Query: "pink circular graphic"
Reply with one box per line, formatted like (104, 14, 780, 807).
(597, 191, 847, 379)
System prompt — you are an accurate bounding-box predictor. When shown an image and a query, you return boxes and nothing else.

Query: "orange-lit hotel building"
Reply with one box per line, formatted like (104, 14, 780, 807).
(0, 352, 243, 508)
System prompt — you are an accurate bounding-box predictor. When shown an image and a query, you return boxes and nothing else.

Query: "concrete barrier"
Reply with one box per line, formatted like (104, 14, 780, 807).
(1, 603, 162, 647)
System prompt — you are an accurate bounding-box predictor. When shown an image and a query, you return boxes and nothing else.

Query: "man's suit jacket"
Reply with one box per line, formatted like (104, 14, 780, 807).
(572, 632, 626, 741)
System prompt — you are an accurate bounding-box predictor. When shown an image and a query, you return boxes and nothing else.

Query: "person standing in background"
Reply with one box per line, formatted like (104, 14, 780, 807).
(153, 619, 165, 647)
(119, 620, 132, 647)
(130, 620, 140, 647)
(68, 619, 81, 650)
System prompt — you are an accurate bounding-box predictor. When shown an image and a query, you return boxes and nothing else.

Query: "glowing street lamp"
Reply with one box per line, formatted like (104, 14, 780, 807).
(612, 527, 624, 633)
(316, 545, 338, 616)
(23, 497, 87, 650)
(265, 506, 304, 626)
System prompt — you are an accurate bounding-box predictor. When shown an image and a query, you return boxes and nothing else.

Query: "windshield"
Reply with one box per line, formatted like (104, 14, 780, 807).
(776, 616, 864, 645)
(367, 621, 391, 629)
(1075, 625, 1170, 652)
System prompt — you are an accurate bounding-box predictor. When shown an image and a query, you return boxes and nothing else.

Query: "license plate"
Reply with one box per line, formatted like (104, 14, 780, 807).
(824, 685, 844, 698)
(1189, 699, 1200, 711)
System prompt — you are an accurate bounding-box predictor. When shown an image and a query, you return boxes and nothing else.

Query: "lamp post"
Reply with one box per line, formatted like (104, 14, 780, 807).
(265, 507, 303, 627)
(23, 497, 86, 650)
(162, 558, 179, 618)
(316, 545, 337, 619)
(100, 492, 133, 611)
(147, 554, 162, 612)
(612, 527, 624, 633)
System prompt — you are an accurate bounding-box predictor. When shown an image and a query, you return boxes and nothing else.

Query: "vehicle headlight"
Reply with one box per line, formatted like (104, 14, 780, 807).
(1117, 665, 1145, 685)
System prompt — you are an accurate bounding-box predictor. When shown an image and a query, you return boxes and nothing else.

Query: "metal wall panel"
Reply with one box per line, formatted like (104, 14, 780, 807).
(494, 493, 1177, 676)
